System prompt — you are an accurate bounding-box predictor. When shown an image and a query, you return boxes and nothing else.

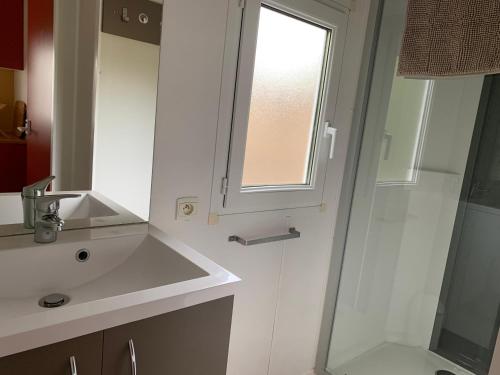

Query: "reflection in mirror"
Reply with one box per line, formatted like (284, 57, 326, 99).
(376, 67, 433, 185)
(0, 0, 163, 234)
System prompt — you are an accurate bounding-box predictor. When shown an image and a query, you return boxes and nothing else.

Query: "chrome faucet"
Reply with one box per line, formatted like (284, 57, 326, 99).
(21, 176, 80, 243)
(34, 194, 80, 243)
(22, 176, 56, 228)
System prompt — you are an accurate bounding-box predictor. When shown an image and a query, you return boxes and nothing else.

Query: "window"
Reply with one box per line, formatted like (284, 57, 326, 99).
(212, 0, 348, 213)
(242, 7, 329, 188)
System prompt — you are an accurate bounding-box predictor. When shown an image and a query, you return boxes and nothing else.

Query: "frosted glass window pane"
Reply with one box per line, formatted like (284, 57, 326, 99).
(241, 7, 328, 188)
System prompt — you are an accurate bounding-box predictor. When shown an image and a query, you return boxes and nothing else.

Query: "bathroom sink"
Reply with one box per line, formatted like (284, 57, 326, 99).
(0, 225, 239, 357)
(58, 193, 118, 220)
(0, 192, 118, 225)
(0, 191, 144, 236)
(0, 234, 205, 305)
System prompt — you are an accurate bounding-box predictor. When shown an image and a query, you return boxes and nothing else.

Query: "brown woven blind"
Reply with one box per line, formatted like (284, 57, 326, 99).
(398, 0, 500, 77)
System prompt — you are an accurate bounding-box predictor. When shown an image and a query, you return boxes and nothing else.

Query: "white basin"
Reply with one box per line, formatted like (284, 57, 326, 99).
(0, 192, 118, 225)
(0, 234, 206, 306)
(0, 225, 239, 357)
(59, 194, 118, 220)
(0, 191, 144, 237)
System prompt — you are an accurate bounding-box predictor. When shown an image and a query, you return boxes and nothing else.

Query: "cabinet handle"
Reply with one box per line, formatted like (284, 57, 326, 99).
(70, 356, 77, 375)
(128, 339, 137, 375)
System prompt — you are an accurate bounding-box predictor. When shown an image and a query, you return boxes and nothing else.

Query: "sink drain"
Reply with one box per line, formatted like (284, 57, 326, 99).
(39, 293, 70, 308)
(75, 248, 90, 262)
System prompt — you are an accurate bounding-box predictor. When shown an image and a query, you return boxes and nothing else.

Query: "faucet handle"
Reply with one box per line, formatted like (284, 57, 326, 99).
(35, 194, 81, 214)
(22, 176, 56, 198)
(37, 214, 65, 231)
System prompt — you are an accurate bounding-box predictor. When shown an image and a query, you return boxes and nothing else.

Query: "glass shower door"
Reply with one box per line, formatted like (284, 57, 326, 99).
(323, 1, 496, 375)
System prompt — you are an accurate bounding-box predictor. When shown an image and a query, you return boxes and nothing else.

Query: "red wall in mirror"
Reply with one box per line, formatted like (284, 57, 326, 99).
(26, 0, 53, 185)
(0, 0, 24, 70)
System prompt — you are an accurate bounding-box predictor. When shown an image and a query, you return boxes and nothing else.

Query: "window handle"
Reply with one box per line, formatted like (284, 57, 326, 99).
(324, 121, 337, 159)
(383, 131, 393, 160)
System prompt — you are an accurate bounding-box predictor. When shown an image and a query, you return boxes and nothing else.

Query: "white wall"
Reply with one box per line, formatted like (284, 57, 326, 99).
(93, 32, 159, 220)
(53, 0, 98, 191)
(148, 0, 371, 375)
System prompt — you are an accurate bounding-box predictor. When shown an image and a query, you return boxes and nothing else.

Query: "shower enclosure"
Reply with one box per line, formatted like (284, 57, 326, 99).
(317, 1, 500, 375)
(431, 75, 500, 375)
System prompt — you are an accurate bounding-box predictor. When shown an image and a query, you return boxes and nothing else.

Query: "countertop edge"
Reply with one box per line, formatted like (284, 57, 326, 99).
(0, 281, 238, 358)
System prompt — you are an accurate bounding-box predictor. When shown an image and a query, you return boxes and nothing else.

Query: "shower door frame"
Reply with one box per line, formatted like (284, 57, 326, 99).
(314, 0, 384, 374)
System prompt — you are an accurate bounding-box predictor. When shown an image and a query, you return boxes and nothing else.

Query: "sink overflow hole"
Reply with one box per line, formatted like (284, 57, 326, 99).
(39, 294, 70, 308)
(76, 249, 90, 262)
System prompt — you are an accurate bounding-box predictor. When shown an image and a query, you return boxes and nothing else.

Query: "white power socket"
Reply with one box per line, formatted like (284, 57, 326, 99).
(176, 197, 199, 221)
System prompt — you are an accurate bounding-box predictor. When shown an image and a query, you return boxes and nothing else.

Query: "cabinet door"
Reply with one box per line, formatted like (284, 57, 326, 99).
(0, 332, 103, 375)
(102, 297, 234, 375)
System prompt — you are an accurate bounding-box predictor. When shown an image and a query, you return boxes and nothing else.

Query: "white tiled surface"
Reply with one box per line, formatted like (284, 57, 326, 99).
(329, 343, 473, 375)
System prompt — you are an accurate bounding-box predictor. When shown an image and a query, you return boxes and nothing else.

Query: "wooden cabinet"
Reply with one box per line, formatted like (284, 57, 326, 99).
(102, 296, 233, 375)
(0, 332, 103, 375)
(0, 297, 233, 375)
(0, 0, 24, 70)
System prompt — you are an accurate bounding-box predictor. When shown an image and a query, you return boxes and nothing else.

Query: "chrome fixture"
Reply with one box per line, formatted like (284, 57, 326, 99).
(128, 339, 137, 375)
(229, 227, 301, 246)
(22, 176, 55, 228)
(75, 249, 90, 263)
(70, 356, 78, 375)
(38, 293, 70, 308)
(138, 12, 149, 24)
(21, 176, 80, 243)
(34, 194, 81, 243)
(16, 118, 31, 137)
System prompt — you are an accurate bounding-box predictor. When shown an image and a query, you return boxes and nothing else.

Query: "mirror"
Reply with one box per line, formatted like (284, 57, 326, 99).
(0, 0, 163, 235)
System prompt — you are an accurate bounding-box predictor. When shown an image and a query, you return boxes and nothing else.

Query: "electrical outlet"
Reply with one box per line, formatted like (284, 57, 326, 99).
(176, 197, 199, 221)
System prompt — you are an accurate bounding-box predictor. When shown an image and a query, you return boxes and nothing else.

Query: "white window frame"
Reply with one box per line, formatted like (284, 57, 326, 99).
(210, 0, 348, 215)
